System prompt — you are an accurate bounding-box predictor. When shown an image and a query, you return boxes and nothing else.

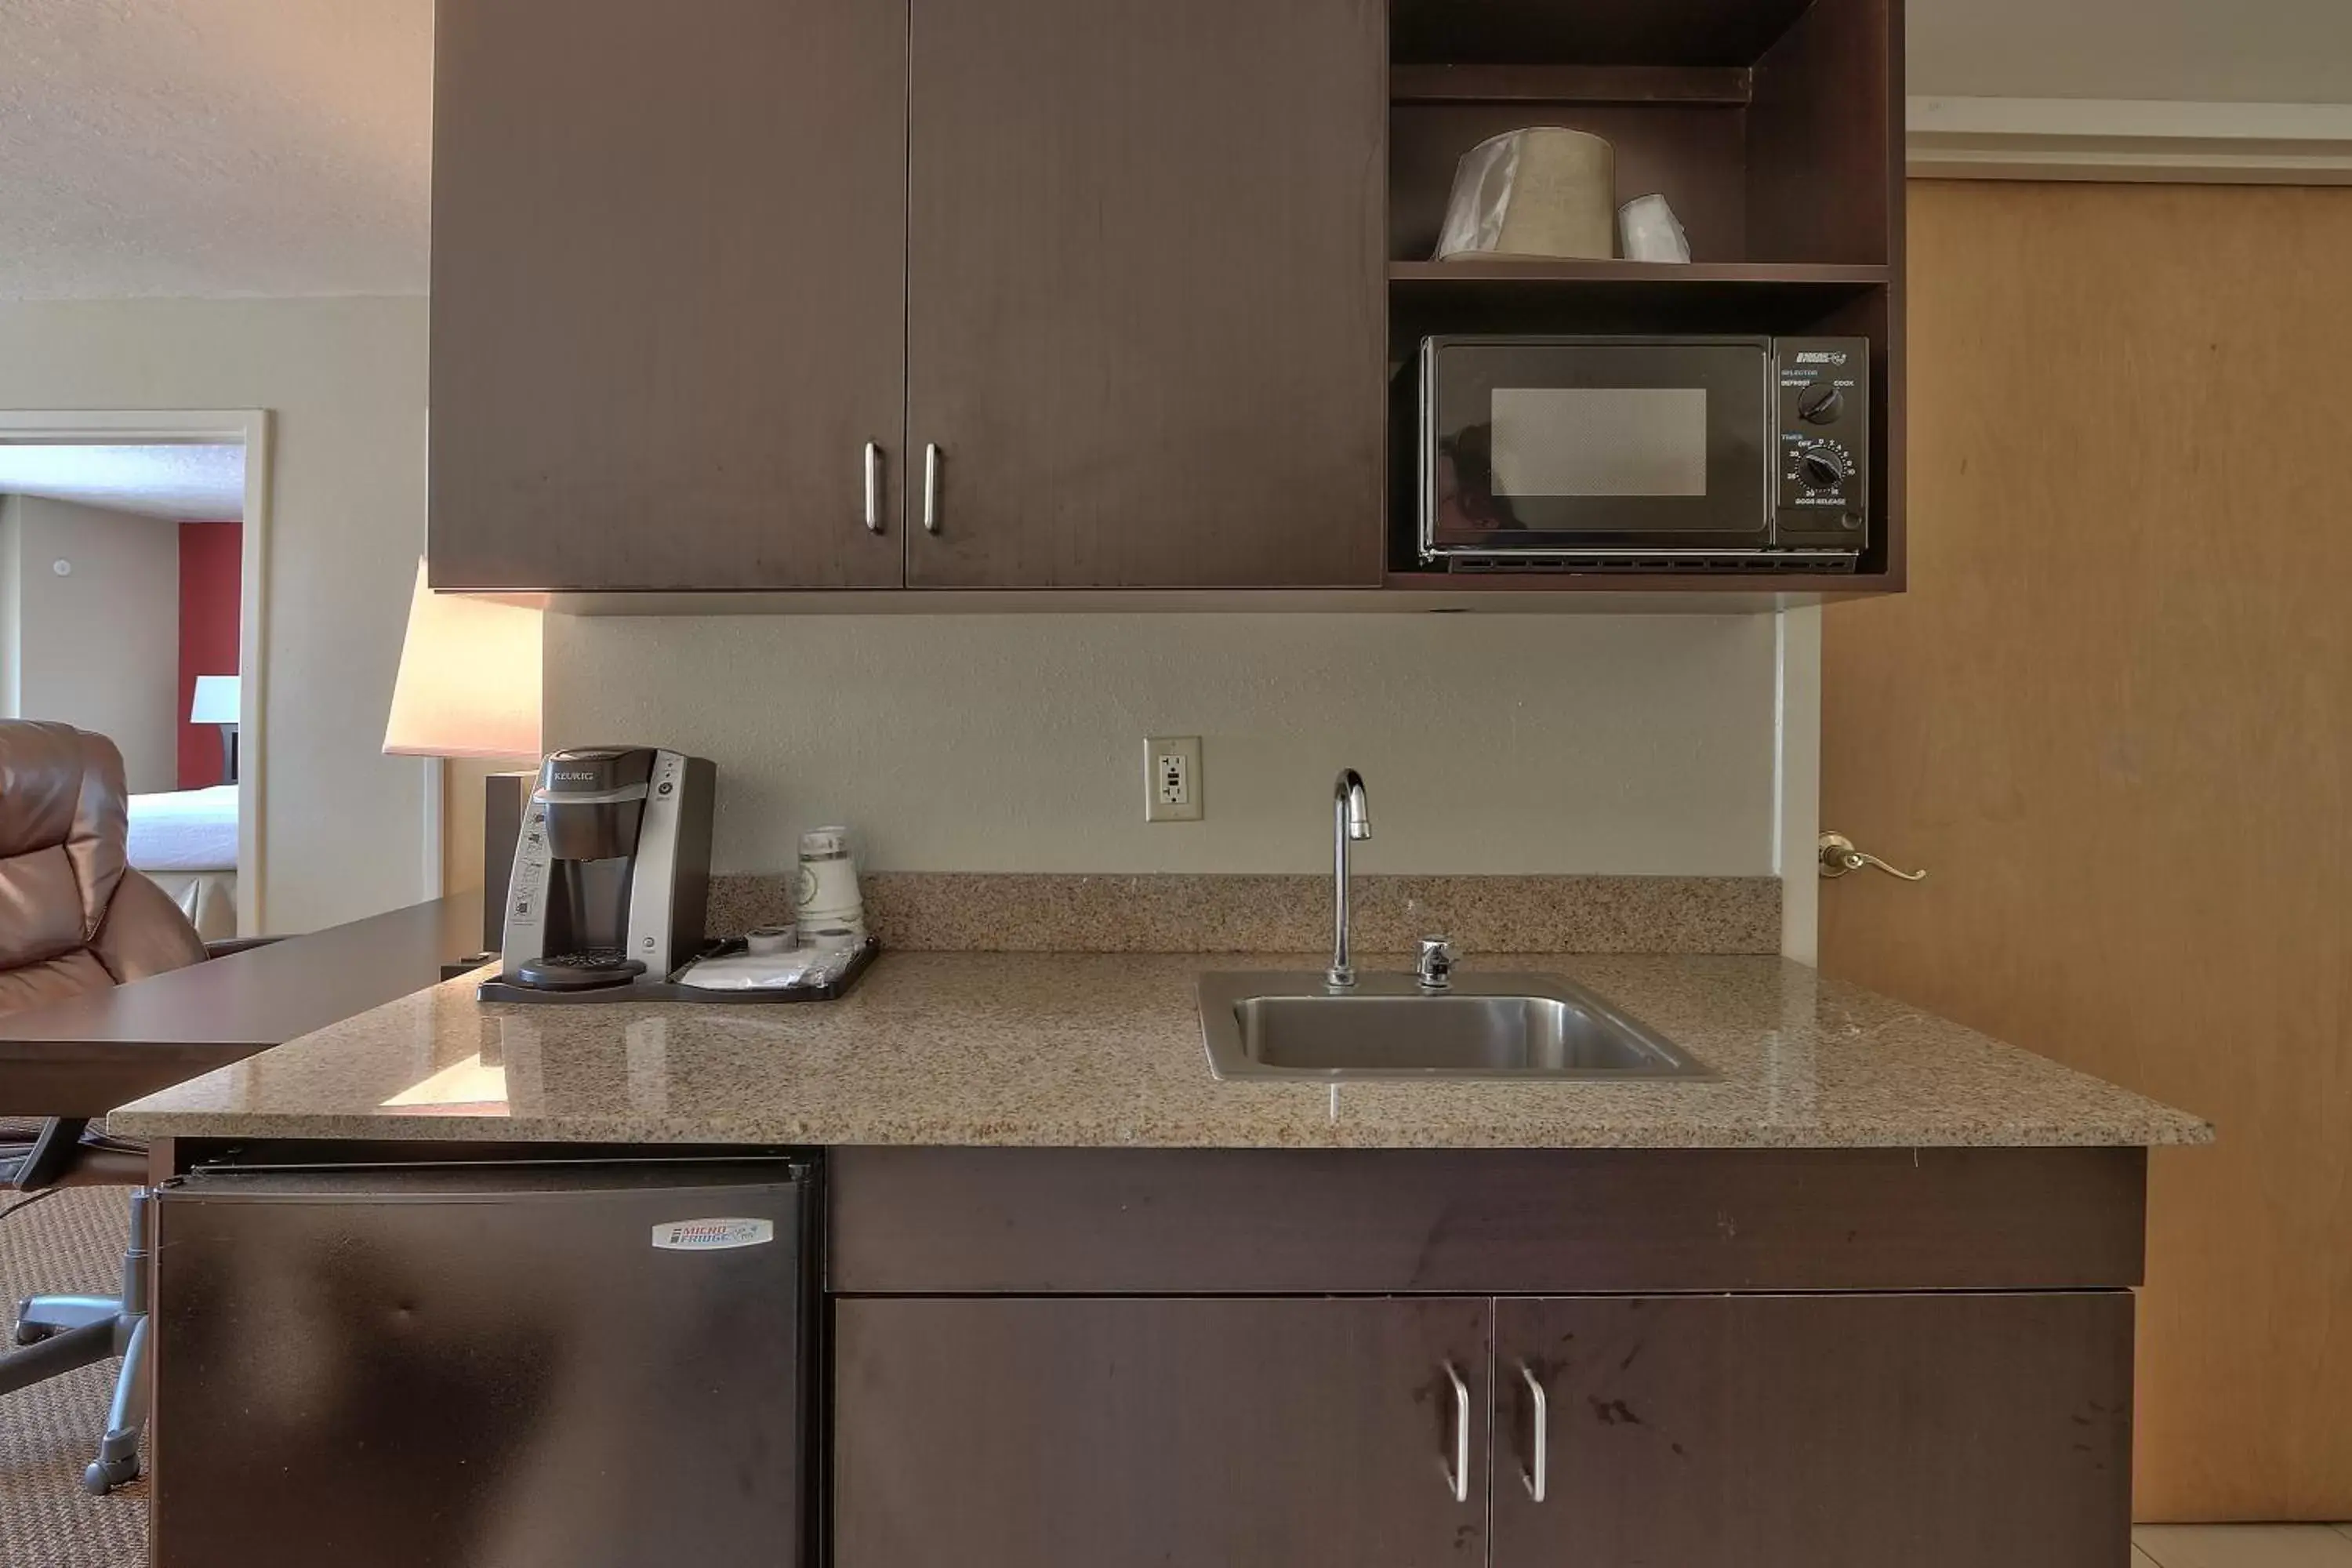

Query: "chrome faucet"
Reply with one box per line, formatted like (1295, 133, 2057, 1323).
(1328, 768, 1371, 988)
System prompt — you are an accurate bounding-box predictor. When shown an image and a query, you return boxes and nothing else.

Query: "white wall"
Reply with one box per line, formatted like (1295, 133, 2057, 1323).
(1910, 0, 2352, 103)
(0, 298, 429, 931)
(0, 498, 17, 716)
(2, 493, 181, 791)
(545, 612, 1781, 876)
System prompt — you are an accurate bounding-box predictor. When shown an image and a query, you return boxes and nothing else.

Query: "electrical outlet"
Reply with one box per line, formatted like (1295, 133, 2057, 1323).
(1145, 736, 1203, 822)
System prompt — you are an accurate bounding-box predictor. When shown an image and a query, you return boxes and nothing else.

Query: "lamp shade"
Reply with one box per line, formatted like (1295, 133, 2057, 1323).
(189, 673, 241, 726)
(383, 559, 543, 759)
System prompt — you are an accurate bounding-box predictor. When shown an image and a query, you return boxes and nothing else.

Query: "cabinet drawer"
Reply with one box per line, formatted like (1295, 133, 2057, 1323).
(829, 1145, 2147, 1294)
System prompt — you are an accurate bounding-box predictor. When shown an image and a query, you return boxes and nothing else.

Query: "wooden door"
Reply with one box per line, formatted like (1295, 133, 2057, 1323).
(1493, 1294, 2134, 1567)
(902, 0, 1387, 587)
(833, 1297, 1490, 1568)
(1820, 181, 2352, 1519)
(430, 0, 906, 590)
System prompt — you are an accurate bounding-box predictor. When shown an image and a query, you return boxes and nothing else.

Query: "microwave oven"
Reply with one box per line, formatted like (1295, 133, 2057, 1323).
(1415, 334, 1869, 571)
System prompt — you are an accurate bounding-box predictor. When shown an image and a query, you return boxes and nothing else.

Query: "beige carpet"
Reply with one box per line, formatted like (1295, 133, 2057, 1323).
(0, 1186, 147, 1568)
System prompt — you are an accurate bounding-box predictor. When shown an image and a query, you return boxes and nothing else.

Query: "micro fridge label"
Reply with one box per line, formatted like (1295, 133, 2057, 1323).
(650, 1218, 775, 1251)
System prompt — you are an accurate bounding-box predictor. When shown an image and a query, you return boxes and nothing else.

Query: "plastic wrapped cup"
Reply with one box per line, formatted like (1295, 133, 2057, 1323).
(1617, 193, 1692, 263)
(1436, 128, 1616, 261)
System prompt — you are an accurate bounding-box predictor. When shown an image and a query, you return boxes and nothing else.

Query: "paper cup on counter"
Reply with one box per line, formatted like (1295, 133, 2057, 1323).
(1436, 128, 1616, 261)
(794, 826, 866, 942)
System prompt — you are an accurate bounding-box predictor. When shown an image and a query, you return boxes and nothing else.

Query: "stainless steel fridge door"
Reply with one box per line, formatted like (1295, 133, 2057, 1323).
(153, 1160, 812, 1568)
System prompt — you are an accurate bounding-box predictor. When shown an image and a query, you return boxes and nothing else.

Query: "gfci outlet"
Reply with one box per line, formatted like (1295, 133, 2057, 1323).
(1145, 736, 1203, 822)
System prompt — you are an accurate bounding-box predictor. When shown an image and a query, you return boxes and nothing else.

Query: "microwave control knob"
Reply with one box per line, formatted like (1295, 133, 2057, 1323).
(1796, 383, 1846, 424)
(1798, 448, 1849, 491)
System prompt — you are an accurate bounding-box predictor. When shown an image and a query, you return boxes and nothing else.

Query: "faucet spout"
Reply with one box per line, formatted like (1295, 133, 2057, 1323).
(1330, 769, 1370, 988)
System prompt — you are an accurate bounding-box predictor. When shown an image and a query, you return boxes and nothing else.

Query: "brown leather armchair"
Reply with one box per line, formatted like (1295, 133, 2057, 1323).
(0, 720, 213, 1492)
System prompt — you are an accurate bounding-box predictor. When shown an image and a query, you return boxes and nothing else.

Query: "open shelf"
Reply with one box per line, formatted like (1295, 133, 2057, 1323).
(1390, 260, 1886, 323)
(1390, 260, 1887, 285)
(1377, 0, 1904, 596)
(1388, 260, 1889, 337)
(1379, 571, 1896, 600)
(1390, 0, 1824, 67)
(1389, 64, 1753, 106)
(1386, 0, 1896, 270)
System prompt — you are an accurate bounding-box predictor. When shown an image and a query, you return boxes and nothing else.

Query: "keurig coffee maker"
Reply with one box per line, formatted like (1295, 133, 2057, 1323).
(488, 746, 717, 998)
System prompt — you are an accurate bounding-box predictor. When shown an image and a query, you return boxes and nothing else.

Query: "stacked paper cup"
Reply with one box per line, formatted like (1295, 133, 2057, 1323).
(794, 826, 866, 949)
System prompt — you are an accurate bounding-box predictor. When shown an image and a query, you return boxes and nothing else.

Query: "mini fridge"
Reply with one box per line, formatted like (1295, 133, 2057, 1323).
(151, 1158, 816, 1568)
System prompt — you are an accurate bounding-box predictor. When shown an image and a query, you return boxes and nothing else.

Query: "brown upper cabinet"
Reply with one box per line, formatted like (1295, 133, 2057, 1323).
(429, 0, 909, 592)
(430, 0, 1904, 598)
(430, 0, 1386, 593)
(902, 0, 1387, 588)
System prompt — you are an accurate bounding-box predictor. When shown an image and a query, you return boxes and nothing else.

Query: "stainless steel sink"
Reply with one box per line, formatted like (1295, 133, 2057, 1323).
(1196, 971, 1710, 1081)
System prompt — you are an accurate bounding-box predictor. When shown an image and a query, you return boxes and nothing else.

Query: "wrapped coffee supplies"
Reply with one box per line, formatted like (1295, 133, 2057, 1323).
(1617, 192, 1693, 263)
(1436, 128, 1616, 260)
(1435, 129, 1694, 265)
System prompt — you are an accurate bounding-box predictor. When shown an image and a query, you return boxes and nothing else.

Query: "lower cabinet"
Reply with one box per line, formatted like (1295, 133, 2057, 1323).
(833, 1293, 2134, 1568)
(833, 1296, 1493, 1567)
(1494, 1294, 2136, 1568)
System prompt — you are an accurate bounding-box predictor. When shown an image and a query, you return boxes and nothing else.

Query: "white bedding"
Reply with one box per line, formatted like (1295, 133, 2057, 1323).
(127, 784, 241, 872)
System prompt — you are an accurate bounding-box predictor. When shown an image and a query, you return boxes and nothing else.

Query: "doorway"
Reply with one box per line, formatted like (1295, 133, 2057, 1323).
(0, 412, 271, 936)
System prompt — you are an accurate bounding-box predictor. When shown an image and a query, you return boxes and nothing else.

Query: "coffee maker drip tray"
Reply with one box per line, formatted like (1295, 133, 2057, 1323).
(512, 950, 648, 992)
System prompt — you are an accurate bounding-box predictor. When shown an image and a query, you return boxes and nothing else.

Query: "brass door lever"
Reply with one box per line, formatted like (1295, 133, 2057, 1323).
(1818, 831, 1927, 882)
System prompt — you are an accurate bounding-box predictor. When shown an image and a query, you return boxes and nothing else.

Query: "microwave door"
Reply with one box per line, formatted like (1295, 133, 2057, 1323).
(1424, 339, 1773, 555)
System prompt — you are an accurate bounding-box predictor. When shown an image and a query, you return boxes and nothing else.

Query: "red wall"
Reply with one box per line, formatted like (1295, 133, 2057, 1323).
(177, 522, 243, 789)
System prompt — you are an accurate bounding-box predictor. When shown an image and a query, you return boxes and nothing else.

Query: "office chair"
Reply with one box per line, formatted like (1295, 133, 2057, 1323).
(0, 720, 213, 1492)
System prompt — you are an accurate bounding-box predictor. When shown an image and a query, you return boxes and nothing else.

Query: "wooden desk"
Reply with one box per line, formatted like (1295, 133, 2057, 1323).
(0, 895, 482, 1120)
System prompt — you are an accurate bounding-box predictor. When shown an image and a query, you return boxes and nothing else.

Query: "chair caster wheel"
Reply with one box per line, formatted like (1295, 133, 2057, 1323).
(84, 1451, 140, 1494)
(9, 1297, 43, 1345)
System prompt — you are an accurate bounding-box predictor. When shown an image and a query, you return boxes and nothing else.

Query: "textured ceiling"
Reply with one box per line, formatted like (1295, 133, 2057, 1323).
(0, 0, 429, 299)
(0, 1, 2343, 300)
(0, 444, 246, 519)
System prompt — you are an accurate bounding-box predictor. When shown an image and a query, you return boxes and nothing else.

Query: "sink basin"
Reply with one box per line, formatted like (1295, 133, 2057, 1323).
(1197, 971, 1709, 1081)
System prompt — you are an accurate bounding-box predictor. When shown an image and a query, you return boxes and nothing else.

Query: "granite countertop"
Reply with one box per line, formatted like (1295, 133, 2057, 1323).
(111, 951, 2212, 1149)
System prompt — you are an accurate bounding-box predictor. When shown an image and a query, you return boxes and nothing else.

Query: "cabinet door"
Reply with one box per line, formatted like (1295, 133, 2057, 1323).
(430, 0, 906, 590)
(902, 0, 1386, 587)
(1494, 1294, 2134, 1568)
(836, 1297, 1490, 1568)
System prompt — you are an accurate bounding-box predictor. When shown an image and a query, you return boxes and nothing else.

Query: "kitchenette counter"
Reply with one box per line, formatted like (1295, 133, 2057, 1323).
(129, 940, 2194, 1568)
(111, 949, 2210, 1149)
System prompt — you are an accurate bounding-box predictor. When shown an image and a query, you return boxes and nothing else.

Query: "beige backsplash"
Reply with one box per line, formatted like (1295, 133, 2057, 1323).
(708, 872, 1778, 954)
(540, 613, 1780, 877)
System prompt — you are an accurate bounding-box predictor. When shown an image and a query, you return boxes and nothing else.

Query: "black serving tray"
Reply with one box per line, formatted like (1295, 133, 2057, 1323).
(477, 936, 880, 1006)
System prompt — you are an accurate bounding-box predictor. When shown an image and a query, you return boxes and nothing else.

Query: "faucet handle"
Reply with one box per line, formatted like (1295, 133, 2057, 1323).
(1416, 935, 1457, 991)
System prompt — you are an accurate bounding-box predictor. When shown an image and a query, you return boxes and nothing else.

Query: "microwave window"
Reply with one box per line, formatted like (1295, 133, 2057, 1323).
(1489, 387, 1709, 498)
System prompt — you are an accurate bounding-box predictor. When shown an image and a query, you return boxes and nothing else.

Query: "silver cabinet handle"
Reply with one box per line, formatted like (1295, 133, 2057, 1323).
(1443, 1361, 1471, 1504)
(1818, 830, 1927, 882)
(1518, 1362, 1548, 1502)
(862, 441, 884, 535)
(922, 442, 942, 535)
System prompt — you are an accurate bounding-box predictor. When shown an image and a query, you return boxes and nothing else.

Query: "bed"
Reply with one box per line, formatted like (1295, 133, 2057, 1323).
(126, 784, 240, 941)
